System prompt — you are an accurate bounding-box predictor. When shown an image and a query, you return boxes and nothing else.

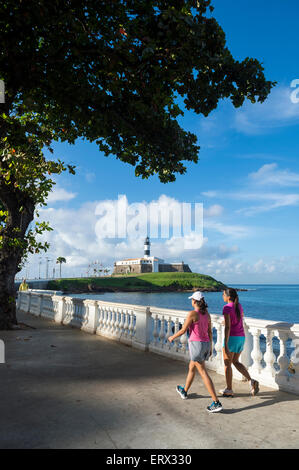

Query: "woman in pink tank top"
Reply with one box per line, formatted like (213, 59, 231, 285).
(168, 291, 222, 413)
(220, 288, 259, 397)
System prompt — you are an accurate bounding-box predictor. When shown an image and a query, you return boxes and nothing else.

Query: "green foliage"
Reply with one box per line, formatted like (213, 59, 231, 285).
(0, 0, 274, 184)
(0, 0, 275, 282)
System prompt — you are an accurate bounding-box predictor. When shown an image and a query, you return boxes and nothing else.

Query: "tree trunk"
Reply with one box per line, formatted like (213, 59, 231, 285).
(0, 258, 19, 329)
(0, 184, 35, 330)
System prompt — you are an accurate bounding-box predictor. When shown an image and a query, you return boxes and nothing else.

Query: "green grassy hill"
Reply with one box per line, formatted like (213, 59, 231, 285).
(48, 272, 227, 293)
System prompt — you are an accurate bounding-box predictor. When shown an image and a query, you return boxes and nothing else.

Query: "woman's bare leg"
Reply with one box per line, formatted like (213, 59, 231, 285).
(232, 352, 251, 381)
(222, 347, 234, 390)
(184, 361, 196, 392)
(194, 361, 218, 402)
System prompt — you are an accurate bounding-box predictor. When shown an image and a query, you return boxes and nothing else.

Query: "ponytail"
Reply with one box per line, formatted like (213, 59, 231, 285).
(194, 297, 208, 315)
(225, 288, 241, 320)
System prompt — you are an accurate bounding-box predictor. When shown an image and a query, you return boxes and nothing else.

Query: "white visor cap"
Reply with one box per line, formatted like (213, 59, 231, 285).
(188, 291, 203, 301)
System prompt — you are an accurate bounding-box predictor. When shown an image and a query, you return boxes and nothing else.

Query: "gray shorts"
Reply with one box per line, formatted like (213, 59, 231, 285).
(188, 340, 211, 363)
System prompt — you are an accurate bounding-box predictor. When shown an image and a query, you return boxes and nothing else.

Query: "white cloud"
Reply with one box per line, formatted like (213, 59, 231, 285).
(22, 194, 243, 277)
(204, 220, 251, 238)
(22, 192, 299, 282)
(204, 204, 224, 217)
(249, 163, 299, 187)
(236, 193, 299, 216)
(233, 85, 299, 135)
(47, 186, 77, 203)
(201, 163, 299, 216)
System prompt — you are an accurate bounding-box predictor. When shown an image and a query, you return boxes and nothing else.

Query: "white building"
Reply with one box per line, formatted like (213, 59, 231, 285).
(113, 237, 191, 274)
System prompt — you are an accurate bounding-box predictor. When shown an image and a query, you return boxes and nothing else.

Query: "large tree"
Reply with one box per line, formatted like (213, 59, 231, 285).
(0, 0, 275, 328)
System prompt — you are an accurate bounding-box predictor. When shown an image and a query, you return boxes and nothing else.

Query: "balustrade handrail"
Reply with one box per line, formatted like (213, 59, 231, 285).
(18, 290, 299, 332)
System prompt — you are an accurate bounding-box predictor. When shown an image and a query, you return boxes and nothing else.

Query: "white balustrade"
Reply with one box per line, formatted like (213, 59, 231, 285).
(165, 317, 173, 351)
(82, 300, 98, 334)
(249, 326, 263, 378)
(276, 329, 290, 389)
(17, 291, 299, 395)
(263, 329, 277, 384)
(149, 307, 189, 362)
(208, 315, 224, 374)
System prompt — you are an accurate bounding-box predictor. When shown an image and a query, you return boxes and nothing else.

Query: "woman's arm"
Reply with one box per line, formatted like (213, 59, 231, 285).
(224, 313, 231, 355)
(168, 311, 194, 343)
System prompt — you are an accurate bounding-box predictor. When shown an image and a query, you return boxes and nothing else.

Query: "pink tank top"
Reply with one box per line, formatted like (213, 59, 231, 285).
(188, 309, 210, 342)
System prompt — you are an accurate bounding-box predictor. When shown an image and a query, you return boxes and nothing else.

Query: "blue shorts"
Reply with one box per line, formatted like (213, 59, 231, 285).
(223, 336, 245, 353)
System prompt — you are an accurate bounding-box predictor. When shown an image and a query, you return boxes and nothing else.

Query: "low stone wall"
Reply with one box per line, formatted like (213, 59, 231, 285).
(17, 290, 299, 395)
(158, 264, 192, 273)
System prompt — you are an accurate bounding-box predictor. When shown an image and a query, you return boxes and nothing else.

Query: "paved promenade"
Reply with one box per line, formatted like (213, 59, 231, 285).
(0, 311, 299, 449)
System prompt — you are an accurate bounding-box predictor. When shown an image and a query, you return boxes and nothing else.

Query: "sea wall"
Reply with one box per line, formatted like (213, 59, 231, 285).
(17, 290, 299, 395)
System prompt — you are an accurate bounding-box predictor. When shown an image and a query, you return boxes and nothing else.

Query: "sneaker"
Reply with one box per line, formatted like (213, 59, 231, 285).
(250, 379, 259, 396)
(219, 388, 234, 397)
(207, 401, 223, 413)
(176, 385, 188, 400)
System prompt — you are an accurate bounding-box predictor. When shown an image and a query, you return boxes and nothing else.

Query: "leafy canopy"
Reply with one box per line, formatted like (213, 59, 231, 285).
(0, 0, 275, 185)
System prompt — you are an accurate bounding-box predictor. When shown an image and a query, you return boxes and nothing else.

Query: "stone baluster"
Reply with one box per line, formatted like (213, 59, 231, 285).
(166, 317, 173, 350)
(70, 300, 75, 323)
(133, 313, 137, 338)
(106, 306, 111, 333)
(180, 331, 188, 355)
(240, 322, 253, 369)
(153, 315, 159, 346)
(213, 320, 223, 372)
(124, 310, 129, 338)
(129, 310, 134, 338)
(63, 299, 71, 325)
(263, 329, 276, 384)
(119, 309, 125, 337)
(97, 305, 103, 333)
(115, 308, 121, 337)
(105, 307, 110, 332)
(249, 327, 263, 377)
(159, 316, 166, 349)
(287, 330, 299, 393)
(114, 308, 120, 338)
(275, 330, 290, 387)
(101, 306, 106, 332)
(111, 308, 117, 336)
(107, 307, 112, 334)
(174, 318, 180, 352)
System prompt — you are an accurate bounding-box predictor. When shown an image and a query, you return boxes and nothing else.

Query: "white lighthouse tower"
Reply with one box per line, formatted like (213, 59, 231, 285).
(144, 236, 150, 259)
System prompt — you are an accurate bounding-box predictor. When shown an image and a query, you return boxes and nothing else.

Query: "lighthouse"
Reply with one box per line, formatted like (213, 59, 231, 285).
(113, 236, 192, 274)
(144, 236, 150, 259)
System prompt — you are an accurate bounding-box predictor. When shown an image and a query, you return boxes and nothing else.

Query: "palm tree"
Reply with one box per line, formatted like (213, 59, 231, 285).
(56, 257, 66, 278)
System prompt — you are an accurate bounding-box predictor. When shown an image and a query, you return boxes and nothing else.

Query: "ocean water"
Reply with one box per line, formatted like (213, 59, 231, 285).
(70, 284, 299, 324)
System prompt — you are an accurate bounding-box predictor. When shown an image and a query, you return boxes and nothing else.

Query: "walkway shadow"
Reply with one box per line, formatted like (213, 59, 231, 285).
(220, 390, 299, 414)
(186, 393, 203, 400)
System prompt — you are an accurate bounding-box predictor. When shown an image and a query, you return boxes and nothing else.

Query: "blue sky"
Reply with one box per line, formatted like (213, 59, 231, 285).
(21, 0, 299, 284)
